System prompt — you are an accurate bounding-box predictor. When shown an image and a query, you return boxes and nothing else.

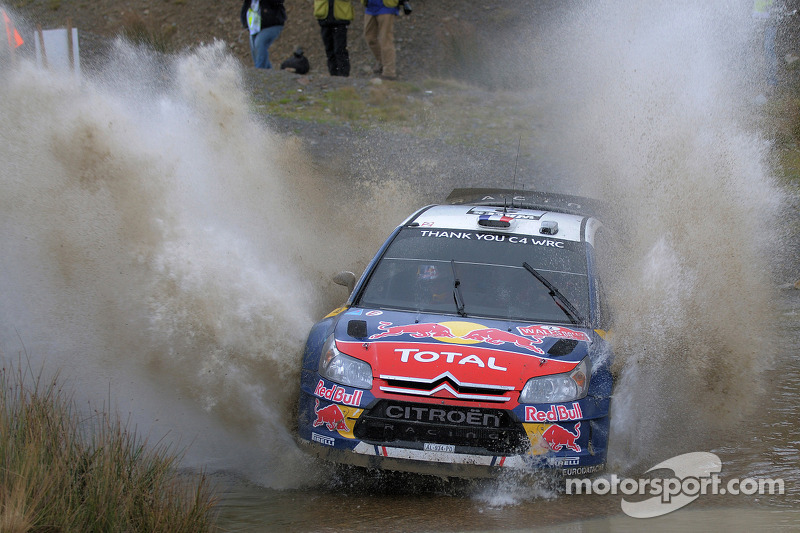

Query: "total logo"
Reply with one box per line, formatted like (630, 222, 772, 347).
(394, 347, 508, 371)
(525, 402, 583, 422)
(369, 321, 589, 355)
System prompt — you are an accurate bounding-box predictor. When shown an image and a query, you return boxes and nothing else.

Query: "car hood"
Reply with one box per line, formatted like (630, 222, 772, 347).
(333, 309, 593, 391)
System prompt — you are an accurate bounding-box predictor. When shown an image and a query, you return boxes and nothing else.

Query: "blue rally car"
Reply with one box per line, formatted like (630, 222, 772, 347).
(296, 189, 613, 478)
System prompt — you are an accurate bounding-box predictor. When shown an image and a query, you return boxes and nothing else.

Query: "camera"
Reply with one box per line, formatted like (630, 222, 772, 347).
(399, 0, 412, 15)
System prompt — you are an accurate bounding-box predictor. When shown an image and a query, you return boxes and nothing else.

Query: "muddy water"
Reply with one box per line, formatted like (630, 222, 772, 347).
(1, 0, 799, 531)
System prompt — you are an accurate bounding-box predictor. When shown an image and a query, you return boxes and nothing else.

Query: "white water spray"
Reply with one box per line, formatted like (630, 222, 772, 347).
(0, 22, 420, 488)
(0, 0, 789, 496)
(523, 0, 786, 472)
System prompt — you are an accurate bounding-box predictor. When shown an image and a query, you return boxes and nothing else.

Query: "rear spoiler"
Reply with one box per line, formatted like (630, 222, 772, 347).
(446, 188, 606, 219)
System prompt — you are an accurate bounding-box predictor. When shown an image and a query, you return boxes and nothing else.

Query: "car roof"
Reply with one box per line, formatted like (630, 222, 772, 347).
(446, 188, 605, 219)
(406, 189, 604, 244)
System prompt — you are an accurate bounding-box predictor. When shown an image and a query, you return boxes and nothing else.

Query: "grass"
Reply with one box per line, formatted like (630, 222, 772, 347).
(253, 75, 536, 153)
(257, 82, 424, 125)
(0, 361, 218, 532)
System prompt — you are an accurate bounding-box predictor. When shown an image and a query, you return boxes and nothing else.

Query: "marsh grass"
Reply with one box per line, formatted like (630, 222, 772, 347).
(0, 362, 218, 532)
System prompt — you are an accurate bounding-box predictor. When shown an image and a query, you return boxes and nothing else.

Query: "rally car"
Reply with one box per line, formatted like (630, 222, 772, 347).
(296, 189, 613, 478)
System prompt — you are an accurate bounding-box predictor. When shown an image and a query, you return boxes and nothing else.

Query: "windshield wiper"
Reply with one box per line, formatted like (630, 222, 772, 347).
(451, 259, 467, 317)
(522, 262, 584, 325)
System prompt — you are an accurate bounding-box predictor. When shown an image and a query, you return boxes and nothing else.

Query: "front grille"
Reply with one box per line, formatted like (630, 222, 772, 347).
(378, 374, 514, 402)
(353, 400, 528, 455)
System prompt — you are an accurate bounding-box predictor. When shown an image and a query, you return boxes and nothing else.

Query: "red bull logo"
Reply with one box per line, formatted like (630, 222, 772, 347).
(370, 321, 457, 340)
(542, 422, 581, 452)
(369, 321, 547, 355)
(525, 402, 583, 422)
(313, 399, 349, 432)
(460, 327, 545, 354)
(314, 380, 364, 407)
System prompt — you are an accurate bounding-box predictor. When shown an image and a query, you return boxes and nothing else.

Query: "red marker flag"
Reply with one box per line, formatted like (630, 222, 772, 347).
(3, 9, 24, 49)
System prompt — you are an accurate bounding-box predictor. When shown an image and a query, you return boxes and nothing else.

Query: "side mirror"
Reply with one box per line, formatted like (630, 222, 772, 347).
(332, 271, 356, 294)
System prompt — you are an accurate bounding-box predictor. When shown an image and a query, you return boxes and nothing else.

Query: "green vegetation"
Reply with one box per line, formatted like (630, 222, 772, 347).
(253, 77, 535, 152)
(0, 363, 217, 532)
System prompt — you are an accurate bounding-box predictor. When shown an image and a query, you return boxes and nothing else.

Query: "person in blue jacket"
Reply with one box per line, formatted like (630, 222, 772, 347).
(362, 0, 399, 80)
(241, 0, 287, 69)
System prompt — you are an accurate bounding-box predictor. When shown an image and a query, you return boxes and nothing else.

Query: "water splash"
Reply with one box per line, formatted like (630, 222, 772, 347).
(0, 27, 421, 488)
(471, 470, 560, 507)
(0, 0, 789, 496)
(522, 0, 786, 472)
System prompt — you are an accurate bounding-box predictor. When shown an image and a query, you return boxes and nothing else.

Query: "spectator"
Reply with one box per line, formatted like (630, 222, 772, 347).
(241, 0, 287, 69)
(315, 0, 354, 77)
(362, 0, 399, 80)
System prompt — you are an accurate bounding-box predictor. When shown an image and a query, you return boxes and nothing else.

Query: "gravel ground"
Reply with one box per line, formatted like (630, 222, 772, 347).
(9, 0, 574, 206)
(241, 65, 571, 206)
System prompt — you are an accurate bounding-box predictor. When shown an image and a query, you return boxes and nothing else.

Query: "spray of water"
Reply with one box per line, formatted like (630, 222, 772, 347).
(0, 11, 424, 487)
(521, 1, 786, 472)
(0, 0, 789, 497)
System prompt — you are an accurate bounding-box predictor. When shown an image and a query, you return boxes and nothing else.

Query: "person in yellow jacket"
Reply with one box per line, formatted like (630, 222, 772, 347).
(314, 0, 354, 77)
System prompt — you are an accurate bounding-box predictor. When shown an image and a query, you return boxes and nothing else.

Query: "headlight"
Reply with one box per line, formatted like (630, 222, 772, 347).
(520, 357, 590, 403)
(318, 335, 373, 389)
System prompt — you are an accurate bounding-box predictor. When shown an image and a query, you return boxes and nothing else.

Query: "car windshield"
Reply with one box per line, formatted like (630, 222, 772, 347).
(358, 227, 590, 323)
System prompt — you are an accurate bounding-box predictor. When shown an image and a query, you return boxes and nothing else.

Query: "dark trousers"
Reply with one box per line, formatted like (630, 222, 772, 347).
(320, 24, 350, 77)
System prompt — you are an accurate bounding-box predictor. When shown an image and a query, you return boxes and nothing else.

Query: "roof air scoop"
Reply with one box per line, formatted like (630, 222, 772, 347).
(539, 220, 558, 235)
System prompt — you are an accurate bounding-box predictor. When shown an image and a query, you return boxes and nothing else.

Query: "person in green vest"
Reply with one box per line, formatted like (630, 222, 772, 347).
(315, 0, 355, 77)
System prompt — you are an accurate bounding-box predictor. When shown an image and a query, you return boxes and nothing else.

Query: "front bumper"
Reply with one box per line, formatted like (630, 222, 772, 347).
(297, 436, 543, 478)
(297, 375, 609, 478)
